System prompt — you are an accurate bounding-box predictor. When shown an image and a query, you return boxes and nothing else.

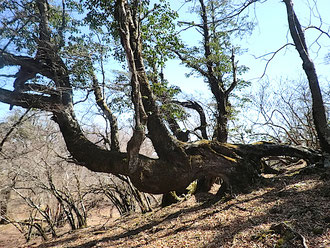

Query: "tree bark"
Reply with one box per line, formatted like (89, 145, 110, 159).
(114, 0, 189, 166)
(91, 72, 120, 152)
(283, 0, 330, 153)
(199, 0, 229, 143)
(174, 100, 208, 140)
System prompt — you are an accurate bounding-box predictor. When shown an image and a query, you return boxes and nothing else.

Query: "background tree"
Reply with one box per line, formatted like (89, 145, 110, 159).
(0, 110, 156, 242)
(249, 79, 328, 149)
(282, 0, 330, 154)
(175, 0, 252, 142)
(168, 0, 253, 193)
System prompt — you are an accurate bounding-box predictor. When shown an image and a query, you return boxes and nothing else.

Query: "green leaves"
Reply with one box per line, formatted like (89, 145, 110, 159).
(0, 0, 36, 54)
(63, 32, 108, 88)
(141, 1, 180, 71)
(0, 0, 85, 55)
(178, 0, 253, 90)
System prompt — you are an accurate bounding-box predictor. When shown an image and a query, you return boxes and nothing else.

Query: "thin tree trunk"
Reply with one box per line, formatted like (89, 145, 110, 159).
(283, 0, 330, 153)
(91, 73, 120, 152)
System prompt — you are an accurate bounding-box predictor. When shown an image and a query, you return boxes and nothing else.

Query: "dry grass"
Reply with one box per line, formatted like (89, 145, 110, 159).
(1, 163, 329, 248)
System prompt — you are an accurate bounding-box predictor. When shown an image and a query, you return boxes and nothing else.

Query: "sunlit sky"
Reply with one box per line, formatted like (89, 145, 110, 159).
(0, 0, 329, 122)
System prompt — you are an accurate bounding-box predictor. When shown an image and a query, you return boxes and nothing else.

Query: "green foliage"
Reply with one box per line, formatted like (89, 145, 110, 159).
(0, 0, 252, 140)
(176, 0, 254, 137)
(83, 0, 185, 119)
(0, 0, 84, 55)
(152, 81, 181, 99)
(108, 73, 133, 114)
(179, 0, 253, 92)
(141, 1, 181, 71)
(63, 32, 109, 88)
(84, 0, 181, 74)
(151, 80, 186, 121)
(0, 0, 99, 89)
(0, 0, 38, 54)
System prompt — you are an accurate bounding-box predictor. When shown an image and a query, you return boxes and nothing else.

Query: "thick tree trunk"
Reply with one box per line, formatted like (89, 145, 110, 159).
(197, 0, 229, 193)
(213, 111, 229, 143)
(46, 95, 324, 195)
(1, 86, 323, 195)
(52, 109, 323, 194)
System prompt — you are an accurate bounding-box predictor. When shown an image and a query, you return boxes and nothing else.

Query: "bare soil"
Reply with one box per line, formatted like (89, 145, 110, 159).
(1, 162, 329, 248)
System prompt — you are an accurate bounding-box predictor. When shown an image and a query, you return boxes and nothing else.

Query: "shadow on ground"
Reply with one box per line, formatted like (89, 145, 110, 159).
(25, 166, 330, 248)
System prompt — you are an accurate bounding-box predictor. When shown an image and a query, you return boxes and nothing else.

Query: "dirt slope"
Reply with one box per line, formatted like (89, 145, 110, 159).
(2, 163, 330, 248)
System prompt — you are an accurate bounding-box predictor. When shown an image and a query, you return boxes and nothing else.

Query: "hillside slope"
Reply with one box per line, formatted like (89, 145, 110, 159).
(2, 163, 330, 248)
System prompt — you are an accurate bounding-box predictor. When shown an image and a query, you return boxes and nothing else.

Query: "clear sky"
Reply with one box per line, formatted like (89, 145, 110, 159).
(0, 0, 329, 121)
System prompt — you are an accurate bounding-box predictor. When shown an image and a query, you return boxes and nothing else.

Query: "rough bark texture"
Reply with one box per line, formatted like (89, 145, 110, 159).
(0, 88, 324, 195)
(114, 0, 189, 167)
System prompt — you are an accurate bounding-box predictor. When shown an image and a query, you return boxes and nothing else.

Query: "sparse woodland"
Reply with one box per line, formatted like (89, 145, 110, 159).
(0, 0, 329, 247)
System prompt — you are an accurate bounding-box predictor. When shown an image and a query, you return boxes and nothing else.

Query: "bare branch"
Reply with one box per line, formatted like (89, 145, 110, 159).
(22, 83, 60, 95)
(255, 43, 294, 78)
(173, 100, 208, 139)
(0, 74, 16, 78)
(73, 90, 92, 105)
(225, 48, 238, 96)
(0, 109, 31, 152)
(304, 25, 330, 39)
(283, 0, 330, 152)
(177, 21, 203, 29)
(210, 0, 259, 26)
(172, 49, 209, 78)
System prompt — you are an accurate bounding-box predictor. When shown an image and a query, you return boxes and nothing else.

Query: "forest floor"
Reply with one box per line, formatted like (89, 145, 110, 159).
(1, 161, 330, 248)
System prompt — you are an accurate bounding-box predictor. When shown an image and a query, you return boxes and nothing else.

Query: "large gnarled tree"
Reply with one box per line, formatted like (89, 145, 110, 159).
(0, 0, 325, 201)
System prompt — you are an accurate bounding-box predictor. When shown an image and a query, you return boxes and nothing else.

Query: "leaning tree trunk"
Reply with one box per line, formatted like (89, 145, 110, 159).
(283, 0, 330, 154)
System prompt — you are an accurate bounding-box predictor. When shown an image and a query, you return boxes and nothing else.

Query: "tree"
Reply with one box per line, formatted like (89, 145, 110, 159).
(0, 110, 91, 236)
(0, 109, 156, 242)
(249, 80, 326, 149)
(282, 0, 330, 154)
(175, 0, 252, 142)
(0, 0, 325, 202)
(171, 0, 253, 193)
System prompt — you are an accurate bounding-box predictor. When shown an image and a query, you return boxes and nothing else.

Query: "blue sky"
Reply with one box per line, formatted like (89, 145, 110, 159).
(0, 0, 329, 122)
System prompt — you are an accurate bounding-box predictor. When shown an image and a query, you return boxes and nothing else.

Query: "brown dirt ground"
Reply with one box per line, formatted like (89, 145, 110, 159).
(1, 162, 329, 248)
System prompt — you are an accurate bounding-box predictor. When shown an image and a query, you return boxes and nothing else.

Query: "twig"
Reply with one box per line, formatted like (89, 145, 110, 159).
(304, 26, 330, 39)
(255, 43, 294, 78)
(0, 108, 31, 152)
